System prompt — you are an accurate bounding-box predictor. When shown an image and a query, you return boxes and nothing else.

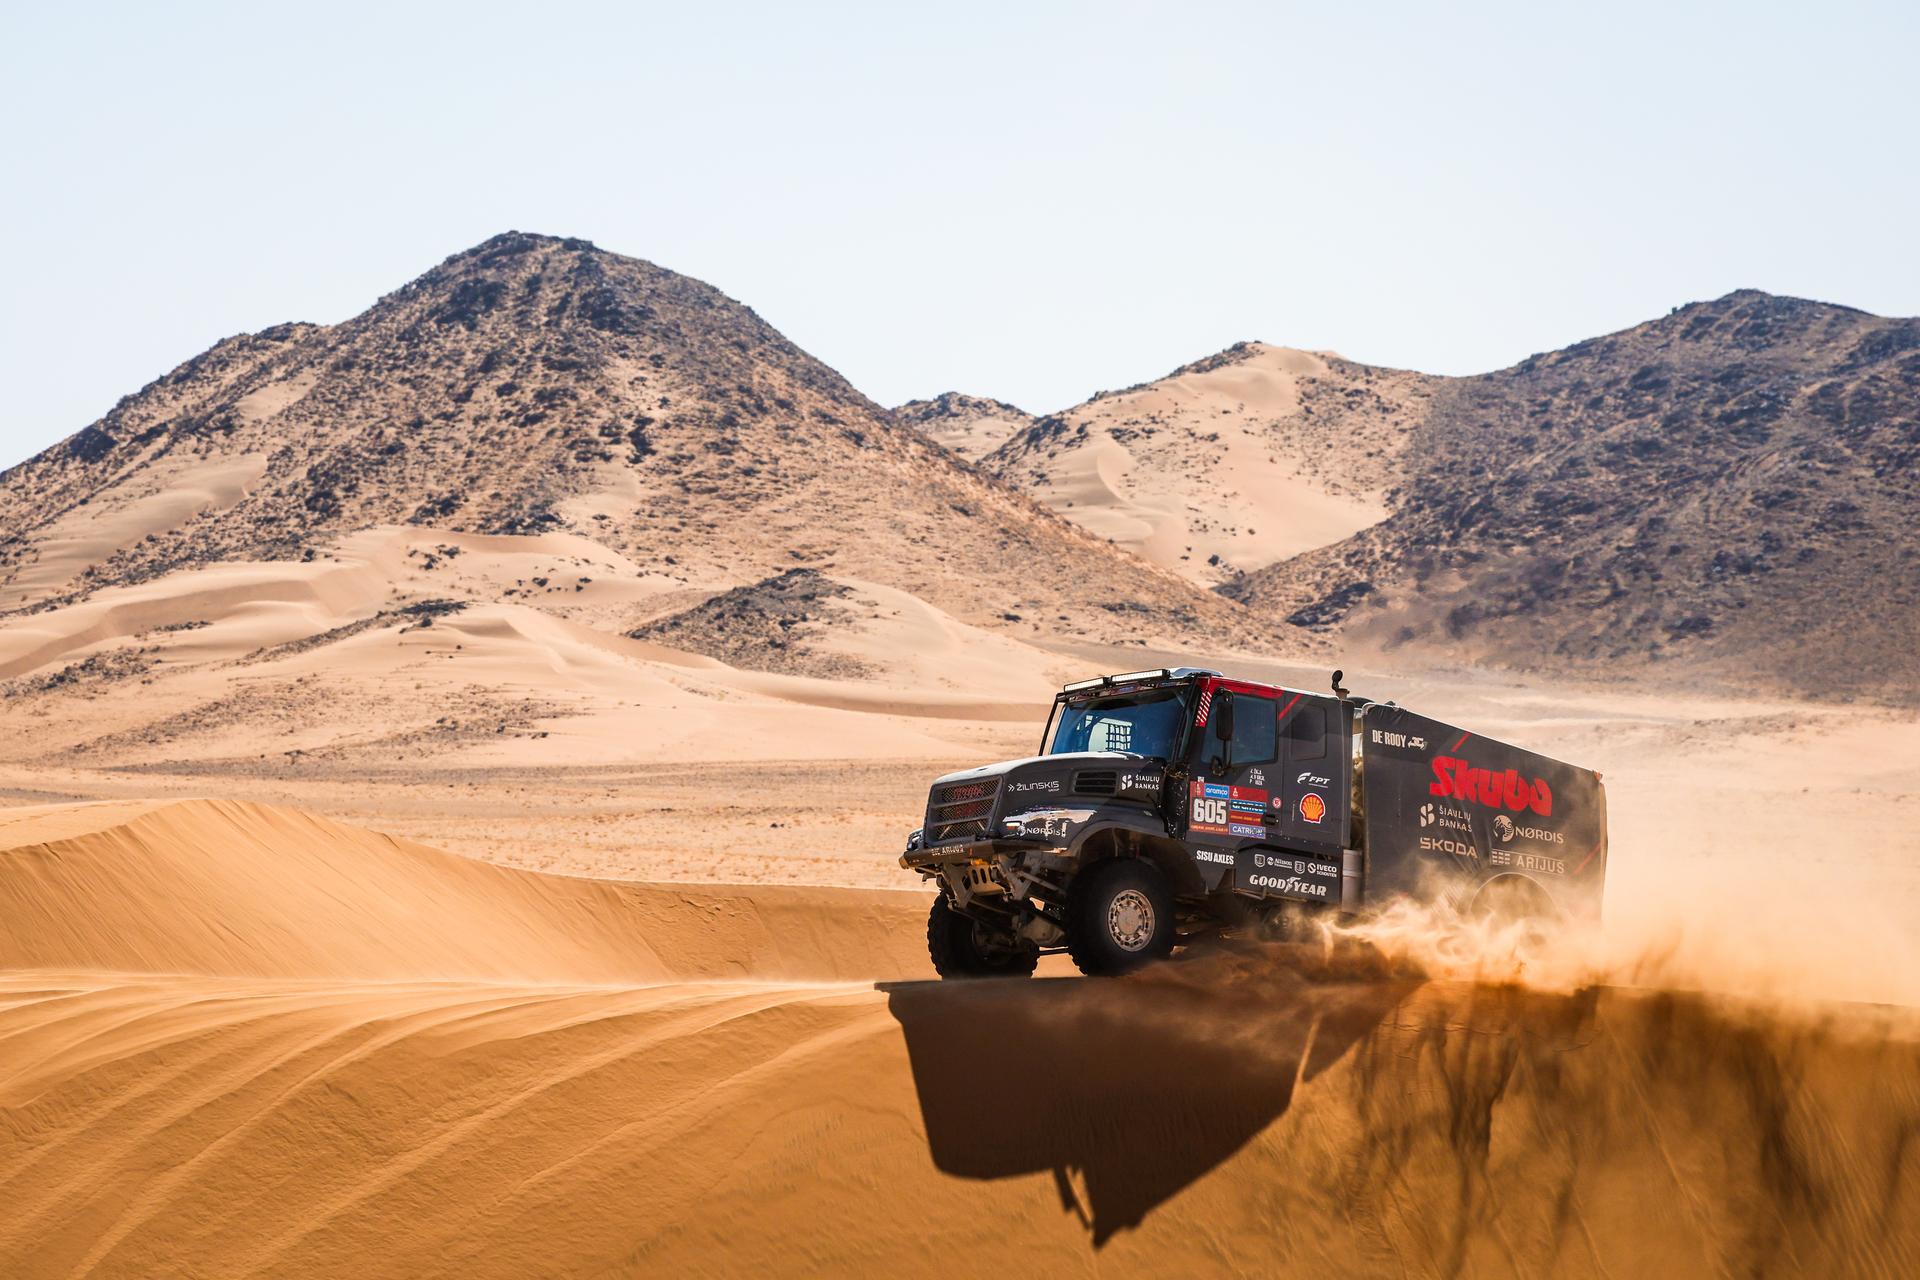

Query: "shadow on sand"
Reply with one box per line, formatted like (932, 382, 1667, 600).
(881, 944, 1421, 1245)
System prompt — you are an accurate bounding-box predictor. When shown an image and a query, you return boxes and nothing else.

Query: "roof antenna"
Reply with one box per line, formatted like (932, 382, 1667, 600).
(1331, 668, 1349, 699)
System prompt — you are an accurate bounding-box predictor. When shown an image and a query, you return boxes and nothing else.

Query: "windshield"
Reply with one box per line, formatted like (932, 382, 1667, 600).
(1047, 689, 1189, 759)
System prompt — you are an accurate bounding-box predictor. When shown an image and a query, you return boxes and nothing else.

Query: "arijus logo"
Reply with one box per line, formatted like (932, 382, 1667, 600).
(1008, 779, 1060, 794)
(1249, 873, 1331, 900)
(1420, 835, 1476, 858)
(1419, 802, 1472, 834)
(1492, 849, 1568, 875)
(1195, 848, 1234, 866)
(1493, 814, 1566, 845)
(1296, 771, 1332, 788)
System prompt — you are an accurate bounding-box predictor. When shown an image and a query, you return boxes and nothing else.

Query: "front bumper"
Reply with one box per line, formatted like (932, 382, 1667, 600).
(900, 838, 1040, 870)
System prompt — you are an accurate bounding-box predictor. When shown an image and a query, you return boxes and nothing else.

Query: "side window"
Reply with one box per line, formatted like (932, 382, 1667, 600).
(1230, 695, 1277, 765)
(1287, 705, 1327, 760)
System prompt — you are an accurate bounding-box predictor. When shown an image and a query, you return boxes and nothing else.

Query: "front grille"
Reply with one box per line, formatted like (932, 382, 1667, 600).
(1073, 770, 1118, 796)
(927, 776, 1002, 844)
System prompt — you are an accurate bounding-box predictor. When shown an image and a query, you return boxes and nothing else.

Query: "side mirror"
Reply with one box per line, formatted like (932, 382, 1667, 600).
(1212, 695, 1234, 742)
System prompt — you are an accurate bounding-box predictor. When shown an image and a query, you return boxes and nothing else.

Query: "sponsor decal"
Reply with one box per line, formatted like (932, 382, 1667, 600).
(1253, 853, 1338, 878)
(1419, 802, 1472, 834)
(1420, 835, 1476, 858)
(1203, 783, 1230, 799)
(1493, 813, 1565, 845)
(1229, 784, 1267, 817)
(1189, 781, 1231, 833)
(1246, 767, 1266, 787)
(1119, 771, 1162, 792)
(1195, 848, 1234, 866)
(1369, 728, 1429, 750)
(1249, 873, 1332, 900)
(1490, 849, 1567, 874)
(1297, 793, 1327, 824)
(1007, 779, 1060, 794)
(1429, 756, 1554, 817)
(1001, 808, 1096, 841)
(1228, 822, 1265, 838)
(1295, 771, 1332, 789)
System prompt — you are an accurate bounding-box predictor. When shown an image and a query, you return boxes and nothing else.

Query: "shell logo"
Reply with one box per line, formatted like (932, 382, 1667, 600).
(1297, 792, 1326, 824)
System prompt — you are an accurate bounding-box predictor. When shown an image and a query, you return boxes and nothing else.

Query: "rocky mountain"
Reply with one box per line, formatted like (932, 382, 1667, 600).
(984, 343, 1438, 588)
(1228, 292, 1920, 700)
(890, 392, 1033, 463)
(0, 233, 1253, 648)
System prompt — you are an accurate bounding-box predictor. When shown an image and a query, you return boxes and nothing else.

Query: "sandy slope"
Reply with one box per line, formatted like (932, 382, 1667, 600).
(988, 343, 1435, 586)
(2, 800, 1917, 1278)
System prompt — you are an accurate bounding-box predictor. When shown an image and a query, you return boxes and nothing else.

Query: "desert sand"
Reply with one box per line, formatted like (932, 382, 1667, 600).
(2, 798, 1916, 1279)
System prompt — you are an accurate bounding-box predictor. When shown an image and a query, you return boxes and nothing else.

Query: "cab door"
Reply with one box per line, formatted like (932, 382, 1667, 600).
(1183, 687, 1279, 843)
(1271, 695, 1349, 850)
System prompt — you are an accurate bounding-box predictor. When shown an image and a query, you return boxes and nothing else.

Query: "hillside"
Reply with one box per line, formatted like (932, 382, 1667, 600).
(1230, 291, 1920, 700)
(985, 342, 1439, 588)
(890, 391, 1034, 462)
(0, 233, 1247, 646)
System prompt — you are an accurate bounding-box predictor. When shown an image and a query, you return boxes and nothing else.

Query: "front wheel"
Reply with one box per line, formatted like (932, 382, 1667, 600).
(1065, 859, 1175, 976)
(926, 897, 1038, 979)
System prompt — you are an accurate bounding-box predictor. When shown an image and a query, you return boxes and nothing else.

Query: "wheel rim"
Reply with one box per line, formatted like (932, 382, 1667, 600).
(1107, 888, 1155, 952)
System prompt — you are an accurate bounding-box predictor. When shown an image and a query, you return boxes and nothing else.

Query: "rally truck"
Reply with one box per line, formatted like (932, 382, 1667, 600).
(899, 667, 1607, 977)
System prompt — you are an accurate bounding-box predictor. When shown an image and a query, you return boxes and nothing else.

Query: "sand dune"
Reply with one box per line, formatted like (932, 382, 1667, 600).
(988, 342, 1433, 586)
(0, 799, 928, 984)
(2, 800, 1916, 1277)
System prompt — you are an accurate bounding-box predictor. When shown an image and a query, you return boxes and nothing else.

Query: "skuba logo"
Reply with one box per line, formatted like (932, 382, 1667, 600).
(1429, 756, 1553, 817)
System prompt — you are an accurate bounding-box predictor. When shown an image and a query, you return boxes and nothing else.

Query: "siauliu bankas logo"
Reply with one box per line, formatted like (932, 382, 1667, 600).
(1429, 756, 1553, 817)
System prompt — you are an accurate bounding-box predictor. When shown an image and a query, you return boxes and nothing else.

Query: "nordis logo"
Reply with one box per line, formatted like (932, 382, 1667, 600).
(1429, 756, 1552, 817)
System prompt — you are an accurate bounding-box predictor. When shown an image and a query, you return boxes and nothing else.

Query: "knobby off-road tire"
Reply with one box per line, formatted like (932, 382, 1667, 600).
(926, 897, 1039, 980)
(1065, 858, 1175, 976)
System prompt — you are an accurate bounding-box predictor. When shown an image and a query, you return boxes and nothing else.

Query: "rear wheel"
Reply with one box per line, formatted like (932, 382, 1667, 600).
(1065, 859, 1175, 976)
(926, 897, 1038, 979)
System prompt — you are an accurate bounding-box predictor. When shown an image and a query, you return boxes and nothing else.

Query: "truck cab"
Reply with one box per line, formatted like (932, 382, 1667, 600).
(902, 667, 1354, 976)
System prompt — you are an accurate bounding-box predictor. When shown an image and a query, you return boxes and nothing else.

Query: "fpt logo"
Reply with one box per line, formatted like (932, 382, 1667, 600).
(1297, 793, 1326, 824)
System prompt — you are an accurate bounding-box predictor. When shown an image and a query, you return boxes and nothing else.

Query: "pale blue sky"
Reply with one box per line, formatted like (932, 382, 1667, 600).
(3, 1, 1915, 469)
